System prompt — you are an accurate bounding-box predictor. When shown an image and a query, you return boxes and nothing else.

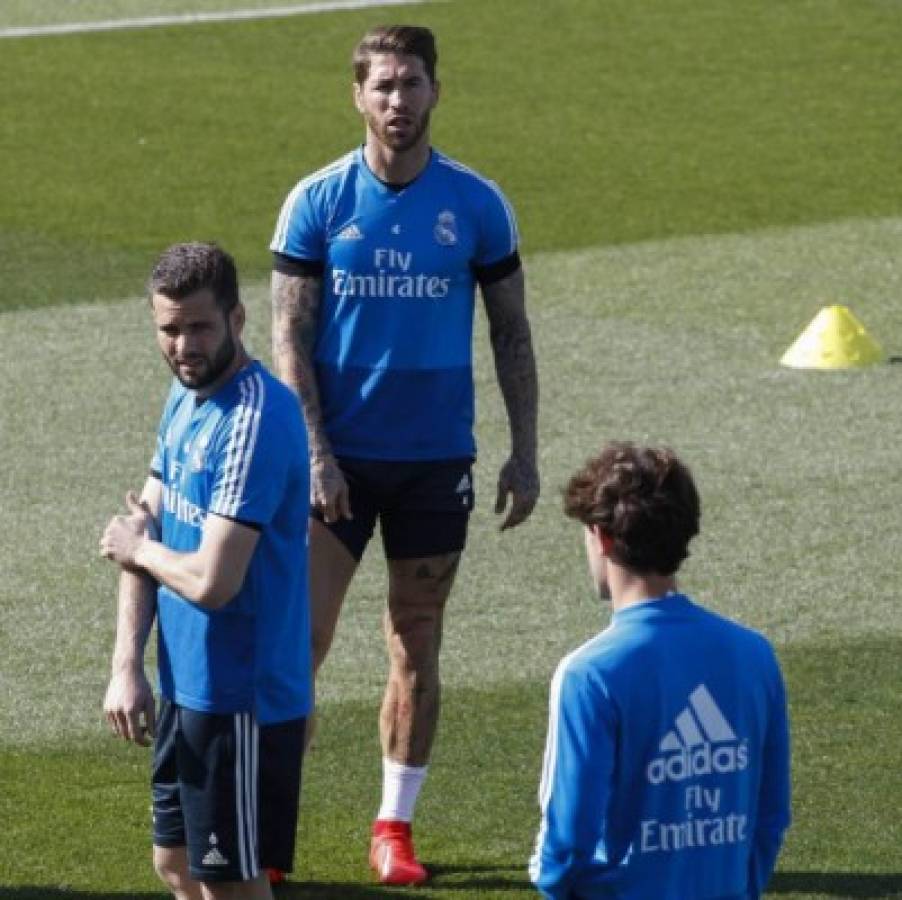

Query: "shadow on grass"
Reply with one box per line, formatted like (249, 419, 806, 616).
(0, 893, 165, 900)
(274, 864, 530, 896)
(769, 871, 902, 897)
(5, 871, 901, 899)
(0, 865, 529, 900)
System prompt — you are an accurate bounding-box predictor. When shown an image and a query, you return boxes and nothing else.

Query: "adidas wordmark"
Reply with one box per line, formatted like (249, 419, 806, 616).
(646, 684, 749, 785)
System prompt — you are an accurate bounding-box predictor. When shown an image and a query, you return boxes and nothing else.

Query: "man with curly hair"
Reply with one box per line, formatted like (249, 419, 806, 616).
(530, 442, 790, 899)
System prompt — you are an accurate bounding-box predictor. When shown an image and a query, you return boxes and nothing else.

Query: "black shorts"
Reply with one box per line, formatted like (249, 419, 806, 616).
(152, 699, 305, 883)
(312, 457, 475, 561)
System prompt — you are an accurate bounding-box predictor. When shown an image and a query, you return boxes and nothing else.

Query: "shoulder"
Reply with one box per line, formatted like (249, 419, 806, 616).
(214, 367, 305, 460)
(431, 150, 513, 206)
(157, 378, 189, 428)
(280, 150, 358, 207)
(214, 366, 290, 429)
(689, 600, 783, 677)
(163, 377, 188, 410)
(552, 628, 622, 694)
(697, 601, 776, 651)
(245, 365, 304, 426)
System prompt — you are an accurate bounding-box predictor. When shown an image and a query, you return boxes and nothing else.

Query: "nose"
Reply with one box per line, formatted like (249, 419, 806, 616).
(174, 332, 197, 356)
(388, 87, 407, 110)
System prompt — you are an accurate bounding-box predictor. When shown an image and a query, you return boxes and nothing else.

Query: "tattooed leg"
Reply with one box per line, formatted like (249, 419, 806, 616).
(380, 553, 461, 765)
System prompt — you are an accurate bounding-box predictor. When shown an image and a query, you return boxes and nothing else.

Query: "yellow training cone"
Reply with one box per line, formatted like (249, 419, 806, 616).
(780, 305, 885, 369)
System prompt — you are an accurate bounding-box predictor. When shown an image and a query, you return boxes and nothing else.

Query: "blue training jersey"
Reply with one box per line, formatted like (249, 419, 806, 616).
(150, 361, 312, 725)
(270, 146, 519, 460)
(530, 593, 791, 900)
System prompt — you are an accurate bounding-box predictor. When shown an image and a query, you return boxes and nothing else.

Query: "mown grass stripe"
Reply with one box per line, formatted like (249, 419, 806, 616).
(0, 0, 435, 39)
(2, 218, 900, 747)
(3, 638, 900, 894)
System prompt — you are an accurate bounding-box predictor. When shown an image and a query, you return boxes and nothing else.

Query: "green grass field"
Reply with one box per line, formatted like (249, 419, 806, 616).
(1, 0, 901, 897)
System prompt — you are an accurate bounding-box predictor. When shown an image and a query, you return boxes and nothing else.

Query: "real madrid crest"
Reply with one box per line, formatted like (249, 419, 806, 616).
(434, 210, 457, 246)
(189, 436, 208, 472)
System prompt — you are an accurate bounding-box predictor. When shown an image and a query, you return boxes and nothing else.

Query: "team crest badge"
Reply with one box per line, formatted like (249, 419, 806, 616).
(434, 210, 457, 246)
(189, 436, 208, 472)
(189, 446, 205, 472)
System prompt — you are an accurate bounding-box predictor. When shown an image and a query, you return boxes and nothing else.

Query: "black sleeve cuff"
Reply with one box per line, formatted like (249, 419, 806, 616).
(210, 512, 263, 532)
(272, 252, 324, 277)
(473, 251, 521, 287)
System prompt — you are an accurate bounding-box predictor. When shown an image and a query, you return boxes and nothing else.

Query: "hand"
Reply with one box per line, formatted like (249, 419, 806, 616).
(103, 666, 156, 746)
(495, 456, 540, 531)
(99, 491, 157, 568)
(311, 455, 352, 524)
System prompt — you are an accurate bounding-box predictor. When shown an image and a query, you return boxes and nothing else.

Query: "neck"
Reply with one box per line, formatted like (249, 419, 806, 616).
(196, 346, 251, 401)
(363, 136, 431, 185)
(608, 570, 678, 612)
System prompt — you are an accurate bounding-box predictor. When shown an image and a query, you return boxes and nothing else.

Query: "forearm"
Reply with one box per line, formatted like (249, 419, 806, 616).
(484, 270, 539, 462)
(493, 322, 538, 461)
(532, 671, 613, 896)
(110, 569, 157, 674)
(270, 270, 333, 461)
(133, 539, 221, 609)
(130, 514, 258, 610)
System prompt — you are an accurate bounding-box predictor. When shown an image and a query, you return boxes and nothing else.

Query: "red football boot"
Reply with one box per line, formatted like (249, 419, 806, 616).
(369, 819, 428, 886)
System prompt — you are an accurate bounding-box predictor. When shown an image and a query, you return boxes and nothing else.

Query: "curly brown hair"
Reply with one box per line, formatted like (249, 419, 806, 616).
(564, 442, 700, 576)
(148, 242, 239, 313)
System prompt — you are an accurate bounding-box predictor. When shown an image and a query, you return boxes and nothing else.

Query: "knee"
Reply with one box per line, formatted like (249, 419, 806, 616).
(387, 610, 442, 672)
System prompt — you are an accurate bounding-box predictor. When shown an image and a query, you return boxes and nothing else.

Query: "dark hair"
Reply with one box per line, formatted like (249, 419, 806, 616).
(148, 242, 239, 313)
(353, 25, 437, 84)
(563, 442, 700, 576)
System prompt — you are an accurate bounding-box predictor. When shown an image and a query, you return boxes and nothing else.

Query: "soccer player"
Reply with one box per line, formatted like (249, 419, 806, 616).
(530, 442, 791, 899)
(100, 243, 312, 900)
(270, 25, 539, 886)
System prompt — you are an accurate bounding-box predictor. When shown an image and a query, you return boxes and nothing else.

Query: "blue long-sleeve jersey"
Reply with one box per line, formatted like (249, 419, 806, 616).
(530, 593, 790, 899)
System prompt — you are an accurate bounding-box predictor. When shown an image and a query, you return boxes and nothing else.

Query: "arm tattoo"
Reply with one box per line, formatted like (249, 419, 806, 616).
(271, 271, 333, 460)
(482, 268, 539, 464)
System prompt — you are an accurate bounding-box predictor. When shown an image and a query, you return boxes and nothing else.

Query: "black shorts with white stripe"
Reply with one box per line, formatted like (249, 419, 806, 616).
(311, 456, 475, 561)
(152, 699, 306, 882)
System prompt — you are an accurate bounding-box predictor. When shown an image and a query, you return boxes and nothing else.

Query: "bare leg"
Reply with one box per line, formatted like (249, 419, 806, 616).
(153, 847, 272, 900)
(153, 846, 202, 900)
(201, 875, 273, 900)
(309, 519, 359, 674)
(380, 552, 461, 765)
(305, 519, 358, 751)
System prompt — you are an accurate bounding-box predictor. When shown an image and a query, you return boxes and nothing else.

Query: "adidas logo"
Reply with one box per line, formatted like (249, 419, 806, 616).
(202, 846, 229, 866)
(454, 474, 471, 493)
(337, 223, 364, 240)
(202, 833, 229, 867)
(646, 684, 749, 785)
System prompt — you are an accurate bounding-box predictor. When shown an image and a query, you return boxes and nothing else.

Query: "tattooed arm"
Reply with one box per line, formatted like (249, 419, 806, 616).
(481, 266, 540, 530)
(271, 270, 350, 522)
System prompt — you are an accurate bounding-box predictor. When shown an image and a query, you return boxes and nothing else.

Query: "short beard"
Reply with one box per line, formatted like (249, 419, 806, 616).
(370, 108, 431, 154)
(169, 324, 237, 391)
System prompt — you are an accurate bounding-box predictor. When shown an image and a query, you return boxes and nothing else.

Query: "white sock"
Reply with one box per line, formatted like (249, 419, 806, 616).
(377, 758, 428, 823)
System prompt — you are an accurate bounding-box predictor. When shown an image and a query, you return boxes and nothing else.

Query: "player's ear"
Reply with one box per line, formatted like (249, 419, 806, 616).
(230, 302, 246, 336)
(353, 81, 365, 114)
(596, 527, 614, 556)
(430, 78, 440, 109)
